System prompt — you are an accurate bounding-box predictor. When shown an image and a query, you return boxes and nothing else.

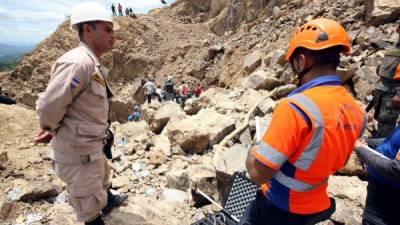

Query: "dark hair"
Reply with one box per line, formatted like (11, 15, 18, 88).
(77, 21, 99, 40)
(292, 46, 343, 70)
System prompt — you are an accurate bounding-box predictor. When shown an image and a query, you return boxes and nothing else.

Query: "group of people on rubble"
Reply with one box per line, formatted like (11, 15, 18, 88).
(129, 76, 204, 122)
(141, 76, 204, 105)
(32, 1, 400, 225)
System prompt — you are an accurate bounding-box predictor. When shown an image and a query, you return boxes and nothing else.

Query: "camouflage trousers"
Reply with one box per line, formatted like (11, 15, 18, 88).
(373, 92, 400, 138)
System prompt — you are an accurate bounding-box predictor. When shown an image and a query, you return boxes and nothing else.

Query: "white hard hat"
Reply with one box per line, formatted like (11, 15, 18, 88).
(70, 1, 119, 32)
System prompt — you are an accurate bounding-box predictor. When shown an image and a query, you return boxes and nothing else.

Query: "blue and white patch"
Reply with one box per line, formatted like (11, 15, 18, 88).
(70, 76, 80, 89)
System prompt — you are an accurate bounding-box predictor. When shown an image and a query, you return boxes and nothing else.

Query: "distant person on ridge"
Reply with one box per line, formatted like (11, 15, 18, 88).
(241, 18, 365, 225)
(118, 3, 123, 16)
(125, 7, 130, 16)
(111, 3, 116, 16)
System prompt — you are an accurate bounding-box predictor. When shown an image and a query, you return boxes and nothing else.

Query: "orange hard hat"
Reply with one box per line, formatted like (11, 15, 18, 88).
(285, 18, 351, 61)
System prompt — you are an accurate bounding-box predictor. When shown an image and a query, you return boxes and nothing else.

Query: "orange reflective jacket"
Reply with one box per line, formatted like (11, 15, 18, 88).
(254, 85, 365, 214)
(393, 64, 400, 81)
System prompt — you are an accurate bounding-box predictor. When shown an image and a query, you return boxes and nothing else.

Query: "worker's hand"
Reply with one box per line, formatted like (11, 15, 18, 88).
(354, 139, 367, 150)
(34, 130, 53, 144)
(392, 95, 400, 107)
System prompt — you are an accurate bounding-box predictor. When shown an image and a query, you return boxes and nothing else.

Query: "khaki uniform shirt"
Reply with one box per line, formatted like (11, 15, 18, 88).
(36, 42, 112, 156)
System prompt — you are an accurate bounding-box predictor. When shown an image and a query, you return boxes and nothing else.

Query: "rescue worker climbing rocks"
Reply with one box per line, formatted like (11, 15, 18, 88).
(241, 18, 366, 225)
(35, 2, 127, 225)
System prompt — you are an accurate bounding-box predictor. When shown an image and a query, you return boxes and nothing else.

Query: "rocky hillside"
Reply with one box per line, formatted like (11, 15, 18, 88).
(0, 0, 400, 224)
(1, 0, 399, 121)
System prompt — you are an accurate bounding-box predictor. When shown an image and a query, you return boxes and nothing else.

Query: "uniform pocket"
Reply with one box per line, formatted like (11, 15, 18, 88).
(75, 125, 107, 149)
(94, 189, 108, 210)
(77, 125, 106, 138)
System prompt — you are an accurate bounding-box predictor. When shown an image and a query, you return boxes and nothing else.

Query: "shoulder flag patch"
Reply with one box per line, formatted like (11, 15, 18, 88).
(70, 76, 80, 89)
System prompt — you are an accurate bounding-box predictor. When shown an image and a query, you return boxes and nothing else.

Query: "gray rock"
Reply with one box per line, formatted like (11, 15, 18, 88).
(189, 165, 218, 204)
(162, 188, 188, 203)
(242, 69, 282, 91)
(163, 108, 236, 153)
(166, 169, 189, 191)
(239, 128, 253, 145)
(354, 65, 379, 101)
(153, 135, 172, 157)
(0, 198, 13, 220)
(7, 180, 62, 202)
(257, 98, 276, 115)
(326, 176, 368, 224)
(111, 176, 131, 189)
(271, 84, 296, 99)
(148, 148, 167, 166)
(243, 51, 262, 73)
(214, 144, 249, 176)
(366, 0, 400, 25)
(151, 102, 186, 134)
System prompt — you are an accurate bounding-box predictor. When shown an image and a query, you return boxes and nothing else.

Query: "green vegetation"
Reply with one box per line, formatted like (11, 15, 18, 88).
(0, 43, 34, 72)
(0, 57, 20, 71)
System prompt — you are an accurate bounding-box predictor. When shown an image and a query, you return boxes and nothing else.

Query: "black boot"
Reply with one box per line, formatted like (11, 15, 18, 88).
(85, 215, 105, 225)
(101, 189, 128, 216)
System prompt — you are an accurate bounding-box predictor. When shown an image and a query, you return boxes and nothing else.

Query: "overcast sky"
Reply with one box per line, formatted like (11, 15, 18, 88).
(0, 0, 174, 46)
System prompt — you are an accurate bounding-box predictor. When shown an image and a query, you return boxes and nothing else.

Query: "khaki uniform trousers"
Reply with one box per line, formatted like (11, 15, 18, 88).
(53, 155, 110, 222)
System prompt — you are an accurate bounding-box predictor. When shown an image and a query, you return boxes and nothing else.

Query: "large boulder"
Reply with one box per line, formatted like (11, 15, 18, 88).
(188, 165, 219, 204)
(153, 135, 172, 157)
(208, 0, 266, 35)
(241, 69, 282, 91)
(163, 108, 236, 153)
(214, 144, 249, 176)
(113, 120, 149, 143)
(235, 89, 266, 112)
(104, 199, 186, 225)
(151, 102, 186, 134)
(243, 51, 262, 73)
(184, 87, 233, 115)
(6, 179, 62, 202)
(326, 176, 368, 225)
(166, 169, 189, 191)
(366, 0, 400, 25)
(353, 65, 379, 101)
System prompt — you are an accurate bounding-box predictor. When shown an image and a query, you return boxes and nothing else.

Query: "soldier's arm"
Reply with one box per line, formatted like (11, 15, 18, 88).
(355, 146, 400, 183)
(36, 61, 88, 132)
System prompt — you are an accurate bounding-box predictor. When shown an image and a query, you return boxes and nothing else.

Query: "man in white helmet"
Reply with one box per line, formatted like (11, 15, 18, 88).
(35, 2, 126, 225)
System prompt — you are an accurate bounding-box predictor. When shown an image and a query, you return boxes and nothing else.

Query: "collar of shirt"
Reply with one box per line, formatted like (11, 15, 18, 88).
(288, 75, 342, 97)
(79, 42, 101, 66)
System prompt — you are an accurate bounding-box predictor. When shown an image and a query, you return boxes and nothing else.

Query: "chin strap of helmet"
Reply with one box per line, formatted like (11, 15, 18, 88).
(290, 59, 313, 87)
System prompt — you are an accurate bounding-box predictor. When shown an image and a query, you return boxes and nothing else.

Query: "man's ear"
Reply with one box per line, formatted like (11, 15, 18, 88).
(82, 24, 93, 37)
